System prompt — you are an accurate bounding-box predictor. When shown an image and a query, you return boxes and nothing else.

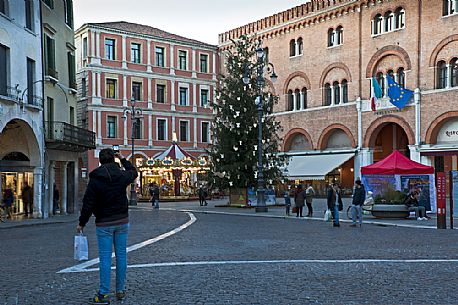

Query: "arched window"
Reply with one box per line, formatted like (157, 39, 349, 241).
(397, 67, 405, 88)
(387, 69, 394, 80)
(324, 83, 331, 106)
(289, 39, 296, 57)
(333, 81, 340, 104)
(295, 89, 301, 110)
(384, 11, 394, 32)
(301, 87, 307, 109)
(341, 80, 348, 103)
(376, 72, 385, 95)
(288, 90, 294, 111)
(297, 38, 303, 55)
(373, 14, 383, 35)
(328, 28, 335, 47)
(336, 26, 343, 45)
(437, 61, 448, 89)
(451, 58, 458, 87)
(395, 7, 405, 29)
(443, 0, 456, 16)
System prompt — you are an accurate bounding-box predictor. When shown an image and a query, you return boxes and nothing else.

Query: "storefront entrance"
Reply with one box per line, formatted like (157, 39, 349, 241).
(1, 171, 33, 217)
(373, 123, 409, 162)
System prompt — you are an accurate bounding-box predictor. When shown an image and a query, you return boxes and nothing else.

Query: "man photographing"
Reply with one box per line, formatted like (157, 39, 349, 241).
(77, 148, 138, 304)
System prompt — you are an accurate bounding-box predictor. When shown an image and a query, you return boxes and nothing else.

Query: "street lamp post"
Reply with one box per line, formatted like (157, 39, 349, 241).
(243, 41, 278, 213)
(123, 97, 143, 206)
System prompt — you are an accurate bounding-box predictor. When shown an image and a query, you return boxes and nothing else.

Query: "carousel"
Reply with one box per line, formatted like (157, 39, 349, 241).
(137, 142, 210, 200)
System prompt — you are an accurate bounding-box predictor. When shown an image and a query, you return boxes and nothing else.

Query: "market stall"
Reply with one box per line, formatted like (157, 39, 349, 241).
(361, 150, 436, 212)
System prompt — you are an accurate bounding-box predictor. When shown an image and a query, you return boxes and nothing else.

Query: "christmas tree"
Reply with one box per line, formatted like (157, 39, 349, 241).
(208, 35, 286, 191)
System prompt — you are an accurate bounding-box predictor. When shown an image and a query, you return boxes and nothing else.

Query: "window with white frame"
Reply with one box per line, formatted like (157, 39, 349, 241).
(156, 84, 165, 103)
(324, 83, 331, 106)
(372, 8, 405, 36)
(200, 89, 208, 107)
(397, 67, 406, 88)
(437, 61, 448, 89)
(323, 80, 349, 106)
(328, 27, 343, 47)
(200, 54, 208, 73)
(155, 46, 165, 67)
(297, 38, 303, 55)
(451, 58, 458, 87)
(105, 78, 117, 99)
(132, 81, 142, 101)
(201, 121, 210, 143)
(179, 87, 188, 106)
(179, 120, 189, 142)
(131, 43, 141, 63)
(289, 39, 296, 57)
(443, 0, 457, 16)
(287, 90, 294, 111)
(107, 116, 117, 138)
(105, 38, 115, 60)
(178, 50, 187, 70)
(157, 118, 167, 141)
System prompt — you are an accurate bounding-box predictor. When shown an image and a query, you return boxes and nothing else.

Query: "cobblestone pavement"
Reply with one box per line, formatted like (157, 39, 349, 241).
(1, 206, 457, 305)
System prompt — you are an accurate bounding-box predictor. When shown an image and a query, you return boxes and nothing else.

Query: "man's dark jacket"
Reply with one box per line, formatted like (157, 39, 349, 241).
(79, 159, 138, 227)
(352, 185, 366, 206)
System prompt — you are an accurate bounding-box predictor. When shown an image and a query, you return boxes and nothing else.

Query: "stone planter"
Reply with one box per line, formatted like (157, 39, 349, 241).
(371, 204, 409, 218)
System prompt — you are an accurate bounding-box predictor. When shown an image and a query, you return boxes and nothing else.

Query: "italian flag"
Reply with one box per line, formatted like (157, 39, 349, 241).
(371, 77, 383, 111)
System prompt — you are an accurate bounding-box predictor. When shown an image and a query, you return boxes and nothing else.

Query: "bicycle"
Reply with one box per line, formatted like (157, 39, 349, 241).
(346, 192, 374, 220)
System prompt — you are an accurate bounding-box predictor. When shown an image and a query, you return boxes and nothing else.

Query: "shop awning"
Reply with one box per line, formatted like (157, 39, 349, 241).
(285, 153, 355, 180)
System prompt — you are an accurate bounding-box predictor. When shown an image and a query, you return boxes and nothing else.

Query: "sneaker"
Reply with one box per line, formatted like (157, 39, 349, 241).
(417, 217, 423, 221)
(422, 217, 428, 221)
(116, 291, 126, 301)
(89, 292, 110, 304)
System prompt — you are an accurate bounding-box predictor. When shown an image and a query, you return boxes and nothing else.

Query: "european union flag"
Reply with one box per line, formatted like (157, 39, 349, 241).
(387, 75, 413, 109)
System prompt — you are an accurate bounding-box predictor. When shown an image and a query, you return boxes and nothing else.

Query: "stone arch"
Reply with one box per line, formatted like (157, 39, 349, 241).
(283, 128, 314, 151)
(283, 71, 311, 94)
(366, 45, 412, 77)
(317, 124, 356, 150)
(0, 119, 42, 167)
(363, 115, 415, 147)
(429, 34, 458, 67)
(319, 62, 352, 88)
(425, 111, 458, 144)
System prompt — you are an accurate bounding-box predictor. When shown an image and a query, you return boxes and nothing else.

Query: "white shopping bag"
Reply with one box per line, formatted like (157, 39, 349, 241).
(74, 234, 89, 261)
(324, 209, 331, 222)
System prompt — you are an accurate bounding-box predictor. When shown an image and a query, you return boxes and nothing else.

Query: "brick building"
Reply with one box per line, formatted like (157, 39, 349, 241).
(75, 22, 218, 197)
(219, 0, 458, 196)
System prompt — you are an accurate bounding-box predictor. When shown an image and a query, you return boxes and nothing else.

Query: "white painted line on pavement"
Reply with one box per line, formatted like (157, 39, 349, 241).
(57, 211, 196, 274)
(71, 258, 458, 273)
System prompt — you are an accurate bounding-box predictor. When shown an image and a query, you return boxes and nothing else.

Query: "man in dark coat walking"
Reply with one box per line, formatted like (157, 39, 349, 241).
(77, 148, 138, 304)
(350, 179, 366, 227)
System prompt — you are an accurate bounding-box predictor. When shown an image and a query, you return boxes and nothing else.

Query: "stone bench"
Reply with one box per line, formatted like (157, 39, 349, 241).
(371, 204, 410, 218)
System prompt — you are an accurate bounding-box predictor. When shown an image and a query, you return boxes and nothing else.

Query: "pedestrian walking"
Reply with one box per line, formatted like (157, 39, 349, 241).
(198, 186, 207, 206)
(294, 184, 305, 217)
(77, 148, 138, 304)
(350, 179, 366, 227)
(3, 187, 14, 219)
(53, 184, 60, 215)
(284, 189, 291, 216)
(150, 183, 160, 209)
(305, 184, 315, 217)
(22, 182, 33, 217)
(327, 183, 343, 227)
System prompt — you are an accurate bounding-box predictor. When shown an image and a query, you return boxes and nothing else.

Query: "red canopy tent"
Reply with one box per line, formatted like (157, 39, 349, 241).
(361, 150, 434, 175)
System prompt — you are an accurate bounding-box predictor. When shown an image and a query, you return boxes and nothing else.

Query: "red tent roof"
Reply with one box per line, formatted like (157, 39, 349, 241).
(361, 150, 434, 175)
(153, 142, 195, 161)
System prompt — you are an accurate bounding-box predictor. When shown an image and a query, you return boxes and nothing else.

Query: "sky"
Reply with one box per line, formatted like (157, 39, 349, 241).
(74, 0, 309, 45)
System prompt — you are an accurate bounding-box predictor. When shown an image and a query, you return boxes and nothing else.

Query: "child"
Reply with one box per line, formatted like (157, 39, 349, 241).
(284, 189, 291, 216)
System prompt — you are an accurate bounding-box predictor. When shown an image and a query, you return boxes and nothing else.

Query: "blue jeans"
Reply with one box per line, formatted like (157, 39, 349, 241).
(96, 223, 129, 295)
(351, 204, 362, 225)
(333, 204, 339, 225)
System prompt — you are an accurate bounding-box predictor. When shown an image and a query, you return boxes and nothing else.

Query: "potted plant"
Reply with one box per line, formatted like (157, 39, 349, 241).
(372, 186, 409, 218)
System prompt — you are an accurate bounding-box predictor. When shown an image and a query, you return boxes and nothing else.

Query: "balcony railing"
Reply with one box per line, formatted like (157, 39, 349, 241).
(25, 94, 44, 108)
(45, 121, 96, 152)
